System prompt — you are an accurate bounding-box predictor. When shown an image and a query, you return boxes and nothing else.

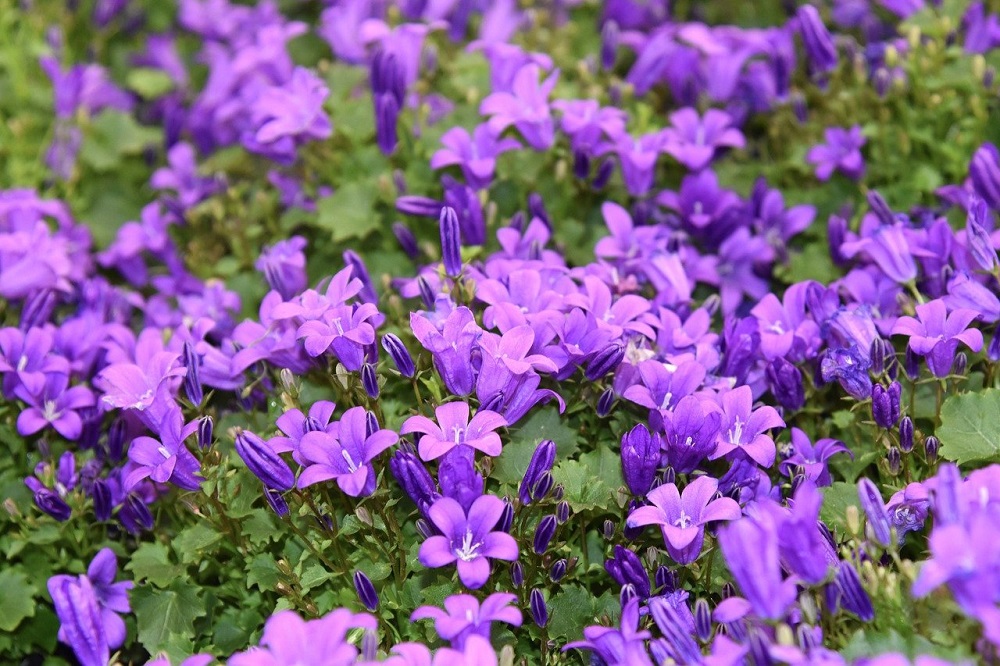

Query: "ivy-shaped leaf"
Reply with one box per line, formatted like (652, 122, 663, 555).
(936, 389, 1000, 464)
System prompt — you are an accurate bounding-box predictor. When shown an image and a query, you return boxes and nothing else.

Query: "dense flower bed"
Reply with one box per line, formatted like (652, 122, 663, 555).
(2, 0, 1000, 664)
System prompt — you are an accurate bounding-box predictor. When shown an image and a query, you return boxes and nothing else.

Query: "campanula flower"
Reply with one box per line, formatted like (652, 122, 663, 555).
(779, 428, 851, 487)
(430, 124, 520, 190)
(296, 302, 380, 371)
(710, 385, 785, 468)
(228, 608, 377, 666)
(124, 406, 202, 491)
(627, 476, 742, 564)
(820, 345, 873, 399)
(796, 5, 838, 74)
(401, 402, 506, 460)
(563, 598, 652, 666)
(418, 494, 518, 589)
(660, 394, 722, 474)
(662, 108, 745, 171)
(807, 126, 865, 181)
(620, 424, 661, 497)
(16, 372, 95, 441)
(479, 63, 558, 150)
(298, 406, 398, 496)
(718, 507, 799, 620)
(256, 236, 308, 301)
(890, 299, 984, 377)
(411, 593, 522, 649)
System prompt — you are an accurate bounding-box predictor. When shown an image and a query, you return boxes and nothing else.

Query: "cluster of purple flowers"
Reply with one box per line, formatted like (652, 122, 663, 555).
(14, 0, 1000, 664)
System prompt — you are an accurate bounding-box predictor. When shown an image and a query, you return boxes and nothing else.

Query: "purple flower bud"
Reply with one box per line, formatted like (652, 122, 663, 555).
(235, 430, 295, 491)
(585, 343, 624, 381)
(966, 198, 997, 270)
(498, 499, 514, 533)
(529, 589, 548, 627)
(597, 388, 616, 417)
(354, 571, 379, 611)
(694, 598, 712, 642)
(872, 67, 891, 97)
(867, 191, 895, 226)
(623, 500, 643, 540)
(828, 215, 848, 266)
(605, 545, 651, 599)
(197, 416, 213, 450)
(382, 333, 415, 378)
(119, 493, 154, 533)
(182, 341, 203, 406)
(91, 479, 112, 521)
(552, 484, 564, 501)
(392, 222, 420, 260)
(572, 150, 591, 180)
(592, 157, 615, 189)
(390, 449, 438, 514)
(439, 206, 462, 277)
(531, 471, 554, 502)
(106, 418, 127, 462)
(557, 501, 570, 524)
(898, 416, 914, 452)
(858, 478, 892, 547)
(511, 561, 524, 588)
(601, 20, 619, 70)
(417, 275, 436, 308)
(904, 347, 920, 380)
(550, 559, 567, 582)
(834, 561, 874, 621)
(970, 143, 1000, 209)
(655, 566, 677, 594)
(620, 423, 660, 496)
(797, 5, 838, 74)
(374, 91, 401, 154)
(869, 338, 886, 375)
(955, 352, 967, 377)
(32, 486, 70, 521)
(887, 446, 901, 475)
(508, 212, 526, 231)
(533, 515, 557, 554)
(263, 486, 289, 517)
(766, 358, 805, 412)
(343, 250, 377, 304)
(791, 91, 808, 124)
(397, 195, 443, 218)
(871, 384, 893, 429)
(20, 289, 57, 330)
(603, 519, 615, 539)
(924, 435, 939, 461)
(620, 583, 637, 607)
(361, 364, 380, 399)
(527, 193, 550, 229)
(519, 439, 556, 505)
(416, 518, 434, 539)
(990, 331, 1000, 361)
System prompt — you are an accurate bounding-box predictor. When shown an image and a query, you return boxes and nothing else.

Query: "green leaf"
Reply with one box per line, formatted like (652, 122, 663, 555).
(299, 563, 334, 592)
(131, 581, 206, 659)
(246, 554, 280, 593)
(552, 447, 622, 512)
(495, 407, 580, 488)
(0, 568, 36, 631)
(126, 542, 185, 588)
(315, 182, 378, 243)
(547, 586, 595, 640)
(821, 482, 861, 534)
(126, 68, 175, 98)
(173, 523, 223, 563)
(80, 110, 160, 171)
(936, 389, 1000, 464)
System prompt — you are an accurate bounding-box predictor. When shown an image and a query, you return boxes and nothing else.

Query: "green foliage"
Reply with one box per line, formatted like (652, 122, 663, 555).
(132, 581, 207, 661)
(936, 388, 1000, 464)
(0, 568, 37, 632)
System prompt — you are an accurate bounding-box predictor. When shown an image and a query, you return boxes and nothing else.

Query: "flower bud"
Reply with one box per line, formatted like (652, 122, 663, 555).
(620, 583, 637, 607)
(603, 519, 615, 539)
(390, 449, 439, 514)
(107, 418, 127, 461)
(510, 561, 524, 588)
(766, 358, 805, 412)
(264, 486, 289, 517)
(694, 598, 712, 643)
(990, 331, 1000, 362)
(235, 430, 295, 491)
(519, 439, 556, 505)
(557, 501, 570, 524)
(828, 215, 848, 266)
(396, 195, 443, 218)
(857, 478, 892, 547)
(197, 416, 213, 450)
(440, 206, 462, 277)
(954, 352, 967, 377)
(835, 561, 874, 621)
(601, 19, 619, 70)
(869, 338, 886, 375)
(550, 559, 567, 582)
(585, 343, 624, 381)
(572, 150, 591, 180)
(527, 193, 549, 229)
(904, 347, 920, 380)
(417, 275, 436, 308)
(552, 484, 564, 501)
(887, 446, 901, 476)
(31, 487, 70, 521)
(531, 471, 553, 502)
(592, 157, 615, 189)
(182, 341, 203, 406)
(797, 5, 838, 74)
(361, 363, 380, 399)
(924, 435, 939, 462)
(392, 222, 420, 260)
(416, 518, 434, 539)
(381, 333, 415, 377)
(354, 571, 379, 611)
(899, 416, 914, 452)
(529, 589, 548, 627)
(120, 493, 154, 533)
(620, 423, 660, 496)
(498, 499, 514, 533)
(92, 478, 112, 521)
(596, 388, 616, 417)
(533, 515, 557, 554)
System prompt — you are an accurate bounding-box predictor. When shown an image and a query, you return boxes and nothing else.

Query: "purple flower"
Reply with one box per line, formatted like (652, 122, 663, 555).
(622, 359, 706, 422)
(840, 223, 919, 285)
(430, 124, 520, 190)
(820, 345, 874, 399)
(662, 108, 745, 171)
(551, 99, 627, 152)
(970, 142, 1000, 208)
(718, 509, 799, 621)
(660, 395, 722, 474)
(807, 126, 865, 181)
(150, 142, 222, 211)
(710, 385, 785, 468)
(620, 423, 661, 496)
(48, 548, 133, 666)
(779, 428, 850, 487)
(891, 299, 984, 377)
(411, 593, 522, 649)
(94, 336, 186, 429)
(251, 67, 331, 150)
(17, 373, 96, 441)
(418, 494, 518, 589)
(796, 5, 838, 74)
(297, 406, 398, 496)
(256, 236, 308, 300)
(401, 402, 506, 461)
(563, 598, 652, 665)
(605, 130, 668, 196)
(228, 608, 376, 666)
(480, 63, 558, 150)
(627, 476, 742, 564)
(410, 307, 482, 395)
(296, 302, 380, 371)
(124, 407, 202, 491)
(0, 326, 70, 399)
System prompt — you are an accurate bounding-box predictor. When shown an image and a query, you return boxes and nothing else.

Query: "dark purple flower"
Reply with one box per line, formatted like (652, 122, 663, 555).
(235, 429, 295, 492)
(620, 423, 661, 496)
(661, 395, 721, 474)
(718, 509, 798, 620)
(418, 494, 518, 589)
(820, 345, 873, 399)
(970, 142, 1000, 208)
(298, 406, 398, 497)
(124, 407, 202, 492)
(353, 571, 379, 611)
(519, 438, 556, 505)
(796, 5, 838, 74)
(710, 386, 785, 468)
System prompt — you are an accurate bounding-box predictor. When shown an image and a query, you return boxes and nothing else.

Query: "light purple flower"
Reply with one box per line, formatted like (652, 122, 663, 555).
(627, 476, 741, 564)
(0, 326, 70, 399)
(296, 302, 380, 371)
(418, 494, 518, 589)
(710, 385, 785, 467)
(479, 63, 558, 150)
(662, 108, 745, 171)
(401, 402, 506, 461)
(297, 406, 398, 496)
(891, 299, 984, 377)
(807, 126, 866, 181)
(228, 608, 377, 666)
(430, 124, 520, 190)
(252, 67, 332, 146)
(411, 593, 522, 649)
(124, 406, 202, 491)
(17, 373, 95, 441)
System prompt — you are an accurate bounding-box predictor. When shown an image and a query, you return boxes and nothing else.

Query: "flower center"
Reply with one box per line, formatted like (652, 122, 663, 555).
(454, 529, 482, 562)
(17, 355, 28, 372)
(452, 426, 464, 445)
(659, 391, 673, 411)
(332, 317, 345, 335)
(728, 417, 744, 445)
(341, 448, 358, 473)
(674, 510, 694, 529)
(157, 444, 172, 460)
(42, 400, 61, 422)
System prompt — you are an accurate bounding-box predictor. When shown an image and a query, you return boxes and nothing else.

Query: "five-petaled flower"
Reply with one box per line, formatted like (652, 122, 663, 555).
(401, 402, 507, 461)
